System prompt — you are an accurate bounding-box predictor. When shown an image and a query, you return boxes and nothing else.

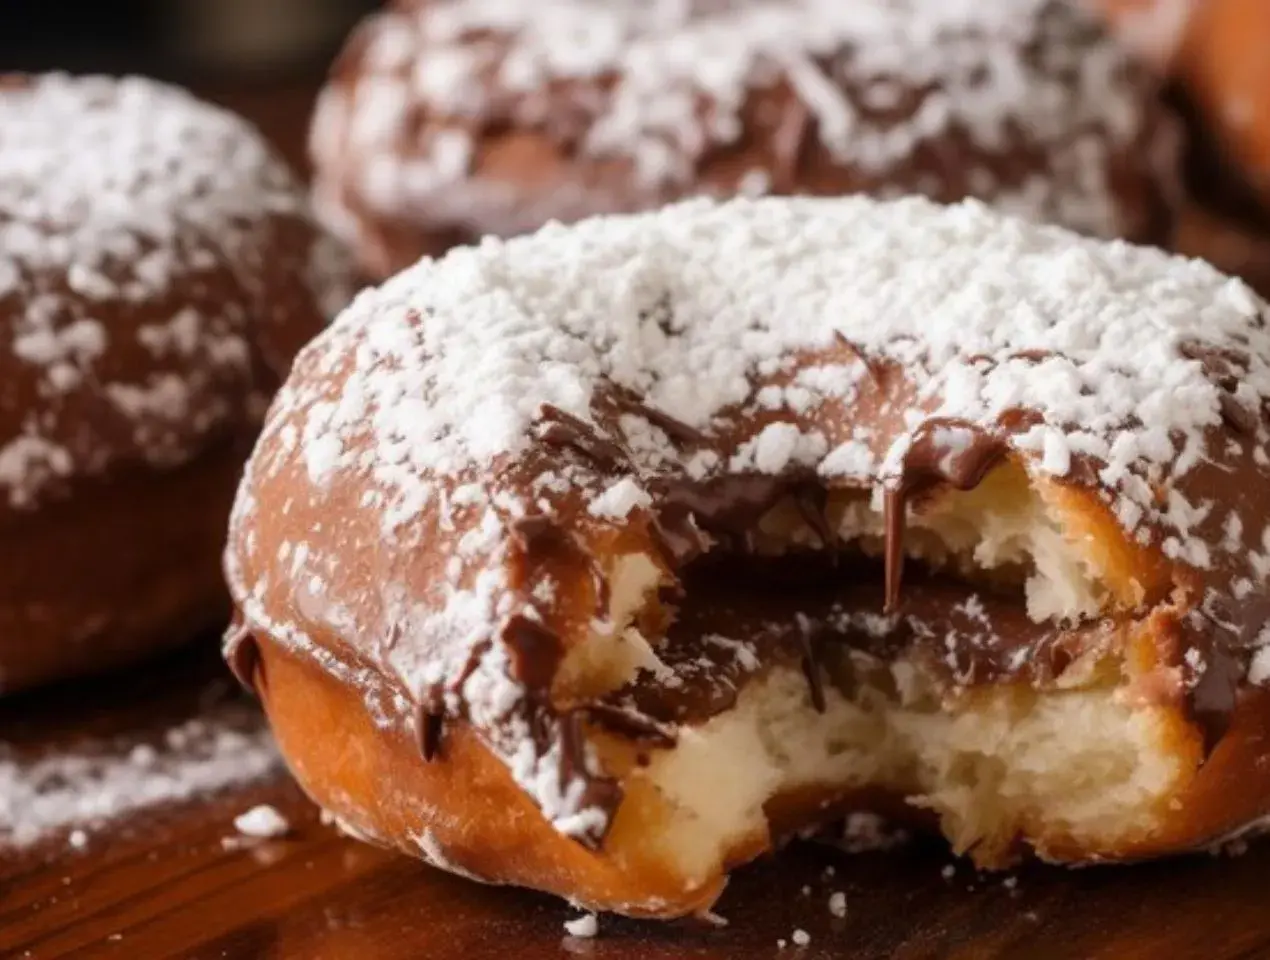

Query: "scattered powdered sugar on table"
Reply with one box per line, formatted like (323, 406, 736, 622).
(313, 0, 1170, 243)
(233, 803, 291, 839)
(0, 702, 280, 850)
(562, 913, 599, 938)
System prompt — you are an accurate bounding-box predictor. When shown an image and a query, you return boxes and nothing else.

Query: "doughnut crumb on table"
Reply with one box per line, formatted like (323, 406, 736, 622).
(0, 73, 354, 694)
(309, 0, 1181, 279)
(227, 194, 1270, 918)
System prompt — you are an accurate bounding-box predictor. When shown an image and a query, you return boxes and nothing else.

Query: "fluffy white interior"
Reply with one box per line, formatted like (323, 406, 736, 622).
(829, 466, 1108, 623)
(629, 663, 1182, 885)
(553, 551, 666, 699)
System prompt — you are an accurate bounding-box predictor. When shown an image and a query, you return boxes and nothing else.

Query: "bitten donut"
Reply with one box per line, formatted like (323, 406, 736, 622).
(228, 195, 1270, 918)
(309, 0, 1180, 280)
(0, 74, 353, 693)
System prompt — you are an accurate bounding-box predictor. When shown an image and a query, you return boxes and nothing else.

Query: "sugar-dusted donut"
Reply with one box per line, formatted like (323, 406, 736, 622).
(309, 0, 1181, 279)
(226, 195, 1270, 918)
(0, 74, 354, 693)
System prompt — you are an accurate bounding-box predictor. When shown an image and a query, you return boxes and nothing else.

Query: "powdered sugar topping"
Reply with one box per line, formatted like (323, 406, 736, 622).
(313, 0, 1171, 245)
(0, 74, 352, 511)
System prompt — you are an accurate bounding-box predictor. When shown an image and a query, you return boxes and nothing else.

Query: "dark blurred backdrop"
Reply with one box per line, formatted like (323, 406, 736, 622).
(0, 0, 382, 85)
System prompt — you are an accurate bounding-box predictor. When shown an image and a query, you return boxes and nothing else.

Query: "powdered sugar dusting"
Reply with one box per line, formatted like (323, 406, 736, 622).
(0, 74, 353, 512)
(313, 0, 1172, 247)
(0, 702, 280, 850)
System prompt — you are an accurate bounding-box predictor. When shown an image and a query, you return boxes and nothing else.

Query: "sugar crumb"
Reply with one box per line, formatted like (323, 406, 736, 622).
(563, 913, 598, 938)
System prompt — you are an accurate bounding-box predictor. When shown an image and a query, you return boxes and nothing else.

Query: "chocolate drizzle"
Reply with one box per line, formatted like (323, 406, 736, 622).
(503, 614, 563, 690)
(581, 702, 678, 747)
(796, 616, 826, 713)
(415, 703, 445, 762)
(612, 388, 707, 446)
(772, 97, 812, 192)
(512, 513, 611, 618)
(883, 420, 1008, 612)
(223, 616, 260, 695)
(833, 331, 881, 383)
(793, 482, 834, 553)
(536, 404, 628, 470)
(510, 514, 566, 551)
(558, 711, 623, 849)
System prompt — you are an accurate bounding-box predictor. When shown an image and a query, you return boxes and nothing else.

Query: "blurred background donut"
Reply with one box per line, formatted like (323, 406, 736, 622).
(0, 74, 353, 692)
(309, 0, 1182, 279)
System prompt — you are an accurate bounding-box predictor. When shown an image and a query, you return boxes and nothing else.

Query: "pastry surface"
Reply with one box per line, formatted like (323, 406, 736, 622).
(227, 195, 1270, 916)
(310, 0, 1180, 277)
(0, 73, 354, 691)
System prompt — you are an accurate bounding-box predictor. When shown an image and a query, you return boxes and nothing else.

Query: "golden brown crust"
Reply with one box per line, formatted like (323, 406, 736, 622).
(255, 637, 727, 918)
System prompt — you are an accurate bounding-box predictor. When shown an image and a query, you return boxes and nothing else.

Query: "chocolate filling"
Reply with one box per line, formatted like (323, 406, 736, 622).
(883, 419, 1009, 613)
(593, 558, 1100, 730)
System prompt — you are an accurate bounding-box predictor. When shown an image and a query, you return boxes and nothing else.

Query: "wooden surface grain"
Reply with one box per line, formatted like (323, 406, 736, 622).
(7, 83, 1270, 960)
(5, 650, 1270, 960)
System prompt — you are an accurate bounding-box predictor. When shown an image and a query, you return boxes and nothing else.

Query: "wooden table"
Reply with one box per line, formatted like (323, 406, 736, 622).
(5, 646, 1270, 960)
(7, 83, 1270, 960)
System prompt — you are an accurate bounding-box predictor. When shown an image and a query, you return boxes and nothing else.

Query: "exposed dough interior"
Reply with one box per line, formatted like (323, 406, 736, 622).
(560, 462, 1191, 884)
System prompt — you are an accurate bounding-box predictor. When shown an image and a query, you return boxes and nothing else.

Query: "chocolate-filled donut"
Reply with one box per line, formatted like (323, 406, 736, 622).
(310, 0, 1180, 279)
(0, 74, 354, 693)
(227, 195, 1270, 918)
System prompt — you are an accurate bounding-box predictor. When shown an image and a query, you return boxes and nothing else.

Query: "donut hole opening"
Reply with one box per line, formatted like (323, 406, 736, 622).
(602, 652, 1188, 890)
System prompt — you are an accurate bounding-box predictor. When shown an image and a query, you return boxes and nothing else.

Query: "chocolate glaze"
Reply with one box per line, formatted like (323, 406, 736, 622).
(503, 614, 563, 690)
(558, 711, 623, 849)
(581, 702, 678, 748)
(796, 616, 827, 713)
(536, 404, 629, 470)
(1189, 642, 1242, 752)
(223, 617, 260, 696)
(415, 703, 445, 762)
(883, 419, 1009, 611)
(603, 558, 1101, 729)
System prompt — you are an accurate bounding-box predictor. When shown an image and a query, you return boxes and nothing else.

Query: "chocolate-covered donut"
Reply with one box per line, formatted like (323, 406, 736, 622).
(310, 0, 1180, 279)
(227, 194, 1270, 918)
(0, 74, 354, 692)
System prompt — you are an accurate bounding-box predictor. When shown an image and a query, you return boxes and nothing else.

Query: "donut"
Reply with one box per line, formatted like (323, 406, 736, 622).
(0, 74, 354, 693)
(226, 194, 1270, 918)
(309, 0, 1181, 280)
(1173, 0, 1270, 213)
(1096, 0, 1197, 69)
(1174, 204, 1270, 297)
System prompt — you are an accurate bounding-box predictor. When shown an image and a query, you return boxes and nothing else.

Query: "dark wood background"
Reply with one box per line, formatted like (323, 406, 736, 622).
(5, 77, 1270, 960)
